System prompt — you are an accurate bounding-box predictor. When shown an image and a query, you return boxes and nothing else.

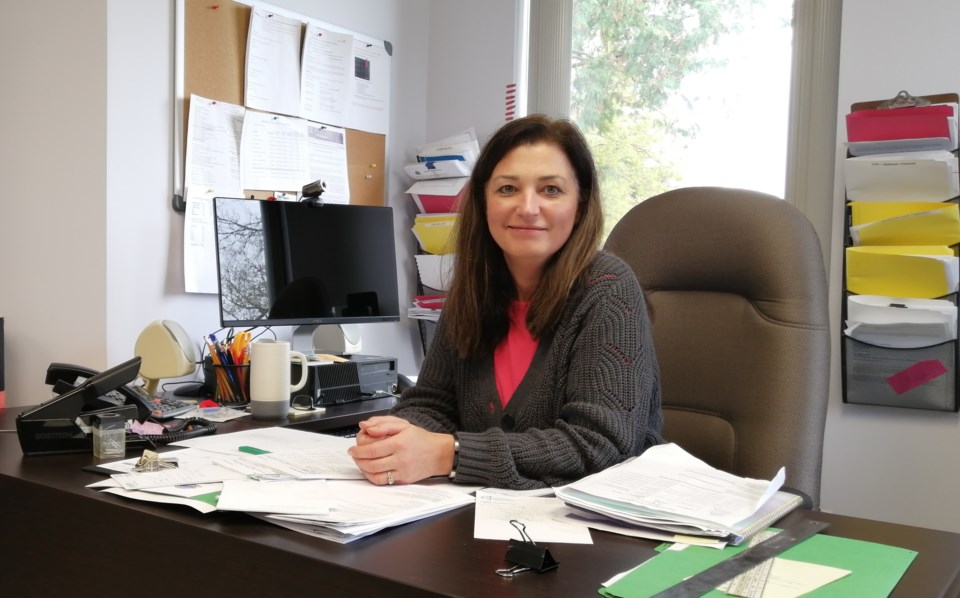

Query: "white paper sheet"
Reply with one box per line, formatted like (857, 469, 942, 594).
(183, 94, 244, 195)
(304, 121, 350, 203)
(300, 25, 353, 126)
(245, 7, 301, 117)
(183, 190, 218, 294)
(845, 294, 957, 348)
(556, 443, 785, 532)
(347, 39, 391, 134)
(473, 490, 593, 544)
(845, 150, 959, 202)
(240, 110, 308, 191)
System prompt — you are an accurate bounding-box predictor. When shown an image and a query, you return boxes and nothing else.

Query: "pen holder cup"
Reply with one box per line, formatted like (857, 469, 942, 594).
(213, 364, 250, 406)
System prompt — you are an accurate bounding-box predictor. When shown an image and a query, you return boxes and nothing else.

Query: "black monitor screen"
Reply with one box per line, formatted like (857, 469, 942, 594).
(213, 198, 400, 328)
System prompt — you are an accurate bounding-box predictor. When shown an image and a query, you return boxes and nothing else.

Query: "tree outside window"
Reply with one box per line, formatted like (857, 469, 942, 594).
(570, 0, 793, 237)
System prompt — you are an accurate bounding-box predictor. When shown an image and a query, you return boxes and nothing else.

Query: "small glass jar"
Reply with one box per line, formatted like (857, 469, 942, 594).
(92, 413, 126, 459)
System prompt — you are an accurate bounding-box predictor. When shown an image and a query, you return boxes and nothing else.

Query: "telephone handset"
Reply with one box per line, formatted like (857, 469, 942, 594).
(44, 361, 154, 421)
(18, 357, 145, 455)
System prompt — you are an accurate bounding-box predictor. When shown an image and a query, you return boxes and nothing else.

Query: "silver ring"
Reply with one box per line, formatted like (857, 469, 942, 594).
(386, 471, 395, 485)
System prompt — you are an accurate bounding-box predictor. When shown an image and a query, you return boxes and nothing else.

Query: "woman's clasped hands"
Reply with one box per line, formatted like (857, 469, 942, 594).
(348, 416, 456, 486)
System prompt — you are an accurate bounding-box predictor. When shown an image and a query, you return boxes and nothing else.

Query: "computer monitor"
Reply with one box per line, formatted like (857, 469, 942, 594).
(212, 197, 400, 352)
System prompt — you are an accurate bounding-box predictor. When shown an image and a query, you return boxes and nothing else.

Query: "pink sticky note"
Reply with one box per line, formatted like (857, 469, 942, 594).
(886, 359, 948, 395)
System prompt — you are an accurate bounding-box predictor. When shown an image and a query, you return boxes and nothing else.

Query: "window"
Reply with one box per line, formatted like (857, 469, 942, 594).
(527, 0, 841, 261)
(571, 0, 793, 236)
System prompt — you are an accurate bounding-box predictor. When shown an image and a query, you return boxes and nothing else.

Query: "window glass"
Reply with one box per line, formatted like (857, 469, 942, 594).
(569, 0, 794, 237)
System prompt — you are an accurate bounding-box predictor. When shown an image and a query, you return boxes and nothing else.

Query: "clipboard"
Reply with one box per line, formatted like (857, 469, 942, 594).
(850, 90, 960, 113)
(846, 90, 960, 157)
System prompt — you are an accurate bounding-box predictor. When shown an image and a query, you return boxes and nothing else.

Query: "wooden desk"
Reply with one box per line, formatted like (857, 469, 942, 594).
(2, 404, 959, 597)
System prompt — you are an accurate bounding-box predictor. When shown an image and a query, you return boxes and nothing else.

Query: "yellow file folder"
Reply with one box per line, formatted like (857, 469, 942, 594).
(413, 213, 458, 255)
(849, 202, 960, 246)
(846, 245, 959, 298)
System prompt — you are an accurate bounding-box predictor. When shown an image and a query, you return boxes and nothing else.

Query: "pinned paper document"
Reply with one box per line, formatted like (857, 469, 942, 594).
(848, 202, 960, 246)
(844, 150, 959, 202)
(846, 245, 959, 298)
(845, 295, 958, 348)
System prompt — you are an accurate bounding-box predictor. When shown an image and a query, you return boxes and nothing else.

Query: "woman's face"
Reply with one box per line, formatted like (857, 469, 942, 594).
(485, 142, 579, 276)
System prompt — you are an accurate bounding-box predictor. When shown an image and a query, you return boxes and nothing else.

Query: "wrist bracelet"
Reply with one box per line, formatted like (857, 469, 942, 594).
(449, 436, 460, 480)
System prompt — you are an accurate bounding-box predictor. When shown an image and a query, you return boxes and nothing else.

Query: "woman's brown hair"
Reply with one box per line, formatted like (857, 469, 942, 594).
(442, 115, 604, 358)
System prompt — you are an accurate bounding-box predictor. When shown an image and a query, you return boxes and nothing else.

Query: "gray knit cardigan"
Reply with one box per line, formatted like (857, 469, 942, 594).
(394, 251, 663, 489)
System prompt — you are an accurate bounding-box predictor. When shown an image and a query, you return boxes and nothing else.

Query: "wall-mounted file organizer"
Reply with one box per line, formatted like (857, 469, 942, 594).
(841, 91, 960, 412)
(409, 190, 460, 355)
(405, 132, 475, 355)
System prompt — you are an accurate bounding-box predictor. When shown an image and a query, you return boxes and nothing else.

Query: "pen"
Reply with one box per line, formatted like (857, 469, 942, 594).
(209, 333, 240, 400)
(205, 336, 231, 401)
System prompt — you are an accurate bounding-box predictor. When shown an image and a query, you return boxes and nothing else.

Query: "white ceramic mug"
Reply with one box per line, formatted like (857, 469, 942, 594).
(249, 340, 309, 419)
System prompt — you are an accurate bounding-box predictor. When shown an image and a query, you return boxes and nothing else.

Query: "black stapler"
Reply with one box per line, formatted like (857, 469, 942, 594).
(16, 356, 146, 456)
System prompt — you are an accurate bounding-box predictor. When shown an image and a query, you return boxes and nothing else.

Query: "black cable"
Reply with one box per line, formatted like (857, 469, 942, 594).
(134, 418, 217, 445)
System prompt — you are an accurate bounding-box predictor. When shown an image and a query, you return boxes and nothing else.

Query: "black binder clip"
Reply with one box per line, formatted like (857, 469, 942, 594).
(495, 520, 559, 578)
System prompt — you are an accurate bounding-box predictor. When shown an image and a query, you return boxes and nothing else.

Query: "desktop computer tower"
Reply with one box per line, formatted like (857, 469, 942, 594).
(291, 354, 398, 405)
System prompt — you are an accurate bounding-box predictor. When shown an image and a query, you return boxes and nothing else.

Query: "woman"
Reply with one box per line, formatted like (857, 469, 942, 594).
(348, 114, 662, 489)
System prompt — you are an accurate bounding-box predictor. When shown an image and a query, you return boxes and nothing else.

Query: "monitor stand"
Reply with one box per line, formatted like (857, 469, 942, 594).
(292, 324, 362, 355)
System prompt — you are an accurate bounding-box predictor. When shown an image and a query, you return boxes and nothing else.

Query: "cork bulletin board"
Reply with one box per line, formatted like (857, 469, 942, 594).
(174, 0, 389, 210)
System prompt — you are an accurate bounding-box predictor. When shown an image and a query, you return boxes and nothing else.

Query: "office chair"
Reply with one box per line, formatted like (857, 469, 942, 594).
(605, 187, 830, 509)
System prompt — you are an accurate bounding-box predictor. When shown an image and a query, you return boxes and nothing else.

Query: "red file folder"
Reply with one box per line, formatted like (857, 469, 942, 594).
(410, 192, 462, 214)
(407, 178, 468, 214)
(846, 104, 955, 143)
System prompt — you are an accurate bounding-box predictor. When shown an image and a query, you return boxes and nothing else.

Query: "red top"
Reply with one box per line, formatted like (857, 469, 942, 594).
(493, 301, 539, 408)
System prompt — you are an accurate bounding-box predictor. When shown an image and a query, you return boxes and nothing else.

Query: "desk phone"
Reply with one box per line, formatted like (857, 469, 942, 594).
(16, 357, 213, 455)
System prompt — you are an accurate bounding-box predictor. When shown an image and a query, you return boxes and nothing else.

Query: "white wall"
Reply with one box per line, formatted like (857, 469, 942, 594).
(0, 1, 108, 402)
(819, 0, 960, 532)
(425, 0, 525, 143)
(0, 0, 521, 408)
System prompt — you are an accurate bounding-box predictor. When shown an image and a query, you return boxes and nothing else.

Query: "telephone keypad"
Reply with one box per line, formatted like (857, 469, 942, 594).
(148, 397, 196, 420)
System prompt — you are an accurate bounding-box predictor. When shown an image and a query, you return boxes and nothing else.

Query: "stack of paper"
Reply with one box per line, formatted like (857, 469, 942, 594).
(248, 480, 475, 543)
(405, 129, 480, 179)
(554, 444, 802, 546)
(408, 294, 445, 322)
(415, 254, 456, 293)
(86, 427, 475, 542)
(845, 295, 957, 348)
(844, 150, 959, 201)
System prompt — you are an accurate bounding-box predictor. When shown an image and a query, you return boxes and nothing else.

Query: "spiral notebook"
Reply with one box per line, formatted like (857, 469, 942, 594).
(723, 490, 804, 545)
